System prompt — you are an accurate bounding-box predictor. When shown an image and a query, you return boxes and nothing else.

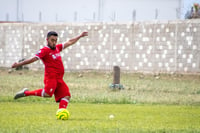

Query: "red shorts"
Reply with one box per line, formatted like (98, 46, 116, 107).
(44, 77, 71, 102)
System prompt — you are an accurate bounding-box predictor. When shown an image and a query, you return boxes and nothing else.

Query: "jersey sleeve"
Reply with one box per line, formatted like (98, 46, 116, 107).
(56, 44, 64, 52)
(35, 48, 46, 59)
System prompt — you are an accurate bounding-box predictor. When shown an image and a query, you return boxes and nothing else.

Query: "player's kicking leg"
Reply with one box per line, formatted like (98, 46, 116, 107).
(14, 78, 57, 100)
(14, 88, 45, 99)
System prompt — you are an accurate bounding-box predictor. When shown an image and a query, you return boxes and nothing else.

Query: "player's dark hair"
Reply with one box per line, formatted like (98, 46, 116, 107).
(47, 31, 58, 38)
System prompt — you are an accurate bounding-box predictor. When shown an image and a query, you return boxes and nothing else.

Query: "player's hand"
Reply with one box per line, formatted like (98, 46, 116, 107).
(11, 62, 18, 68)
(80, 32, 88, 37)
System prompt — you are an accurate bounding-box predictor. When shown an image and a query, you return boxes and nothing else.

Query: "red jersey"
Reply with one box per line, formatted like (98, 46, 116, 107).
(35, 44, 64, 78)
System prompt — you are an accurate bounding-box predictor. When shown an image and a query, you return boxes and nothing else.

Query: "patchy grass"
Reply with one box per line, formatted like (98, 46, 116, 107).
(0, 69, 199, 105)
(0, 69, 200, 132)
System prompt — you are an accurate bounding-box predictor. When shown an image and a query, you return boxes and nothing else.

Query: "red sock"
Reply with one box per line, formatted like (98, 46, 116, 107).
(59, 98, 69, 109)
(24, 89, 43, 97)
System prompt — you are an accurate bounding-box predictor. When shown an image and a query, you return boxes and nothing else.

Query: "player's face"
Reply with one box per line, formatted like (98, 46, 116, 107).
(47, 35, 57, 50)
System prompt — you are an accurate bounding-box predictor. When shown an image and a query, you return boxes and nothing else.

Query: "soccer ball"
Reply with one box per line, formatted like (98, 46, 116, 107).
(56, 109, 70, 120)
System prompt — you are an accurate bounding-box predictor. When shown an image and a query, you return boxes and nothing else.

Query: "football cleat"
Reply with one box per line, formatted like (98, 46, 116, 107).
(14, 88, 29, 99)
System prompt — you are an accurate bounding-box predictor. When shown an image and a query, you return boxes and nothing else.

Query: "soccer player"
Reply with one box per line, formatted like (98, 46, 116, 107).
(12, 31, 88, 110)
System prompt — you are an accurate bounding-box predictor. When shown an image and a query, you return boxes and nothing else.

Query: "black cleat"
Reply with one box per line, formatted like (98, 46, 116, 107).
(14, 88, 28, 99)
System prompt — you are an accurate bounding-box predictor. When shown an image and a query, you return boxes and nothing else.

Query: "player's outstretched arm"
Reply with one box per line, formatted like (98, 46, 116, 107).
(11, 57, 38, 68)
(63, 31, 88, 49)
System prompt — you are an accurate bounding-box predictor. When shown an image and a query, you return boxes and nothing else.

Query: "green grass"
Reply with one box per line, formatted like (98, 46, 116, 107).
(0, 102, 200, 133)
(0, 69, 200, 132)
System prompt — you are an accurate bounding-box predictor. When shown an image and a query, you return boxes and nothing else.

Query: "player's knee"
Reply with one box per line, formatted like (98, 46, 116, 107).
(64, 96, 71, 101)
(43, 92, 52, 98)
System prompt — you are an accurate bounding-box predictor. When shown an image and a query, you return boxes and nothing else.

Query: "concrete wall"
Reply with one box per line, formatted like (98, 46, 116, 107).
(0, 20, 200, 73)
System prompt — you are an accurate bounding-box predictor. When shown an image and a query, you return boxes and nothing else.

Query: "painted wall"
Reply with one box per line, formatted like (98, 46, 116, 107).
(0, 20, 199, 73)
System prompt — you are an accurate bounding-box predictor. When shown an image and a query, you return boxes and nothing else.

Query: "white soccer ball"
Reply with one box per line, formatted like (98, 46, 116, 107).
(109, 114, 115, 119)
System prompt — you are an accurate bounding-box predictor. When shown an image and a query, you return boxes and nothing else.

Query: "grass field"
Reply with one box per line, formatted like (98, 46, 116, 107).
(0, 69, 200, 132)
